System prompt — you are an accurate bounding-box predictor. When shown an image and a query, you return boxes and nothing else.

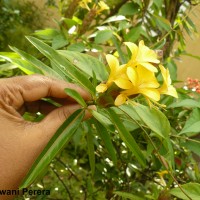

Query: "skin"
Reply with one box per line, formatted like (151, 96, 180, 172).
(0, 75, 94, 199)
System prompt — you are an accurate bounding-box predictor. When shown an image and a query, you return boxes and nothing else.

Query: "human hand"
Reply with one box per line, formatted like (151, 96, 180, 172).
(0, 75, 94, 193)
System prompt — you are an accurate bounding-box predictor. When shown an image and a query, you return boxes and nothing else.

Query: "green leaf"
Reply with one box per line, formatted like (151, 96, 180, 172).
(0, 63, 17, 71)
(103, 15, 127, 24)
(95, 30, 113, 44)
(52, 34, 68, 49)
(85, 121, 95, 175)
(91, 110, 115, 132)
(118, 2, 140, 16)
(1, 56, 42, 75)
(180, 108, 200, 136)
(19, 109, 84, 188)
(165, 58, 177, 81)
(64, 88, 87, 107)
(168, 99, 200, 109)
(33, 29, 60, 40)
(180, 121, 200, 136)
(0, 52, 20, 60)
(107, 108, 146, 167)
(67, 42, 85, 52)
(153, 38, 166, 50)
(26, 36, 95, 95)
(9, 46, 63, 80)
(120, 104, 174, 168)
(114, 191, 143, 200)
(126, 26, 142, 43)
(170, 183, 200, 200)
(94, 121, 117, 165)
(58, 50, 108, 81)
(134, 104, 170, 139)
(182, 140, 200, 156)
(152, 15, 171, 31)
(153, 0, 163, 9)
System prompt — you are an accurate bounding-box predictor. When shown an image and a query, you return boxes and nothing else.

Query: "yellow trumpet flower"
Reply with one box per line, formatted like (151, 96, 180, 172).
(97, 1, 109, 13)
(158, 65, 178, 98)
(125, 40, 160, 72)
(114, 66, 160, 106)
(96, 54, 127, 93)
(79, 0, 92, 10)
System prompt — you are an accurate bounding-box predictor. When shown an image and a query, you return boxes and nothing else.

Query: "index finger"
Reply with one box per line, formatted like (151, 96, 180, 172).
(1, 75, 91, 110)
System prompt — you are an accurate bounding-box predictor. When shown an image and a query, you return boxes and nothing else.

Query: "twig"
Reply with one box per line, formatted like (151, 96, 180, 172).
(55, 157, 80, 181)
(51, 166, 73, 200)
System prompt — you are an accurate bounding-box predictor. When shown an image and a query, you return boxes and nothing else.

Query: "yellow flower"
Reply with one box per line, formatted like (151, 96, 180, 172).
(157, 170, 168, 186)
(96, 54, 127, 93)
(97, 1, 109, 13)
(114, 66, 160, 106)
(79, 0, 92, 10)
(125, 40, 160, 72)
(158, 65, 178, 98)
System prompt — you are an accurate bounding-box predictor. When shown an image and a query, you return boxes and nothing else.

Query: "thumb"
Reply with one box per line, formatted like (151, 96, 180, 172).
(35, 104, 94, 143)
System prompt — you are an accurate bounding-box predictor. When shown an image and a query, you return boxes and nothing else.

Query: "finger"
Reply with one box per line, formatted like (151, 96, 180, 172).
(18, 100, 58, 115)
(34, 105, 96, 142)
(1, 75, 91, 110)
(19, 98, 78, 115)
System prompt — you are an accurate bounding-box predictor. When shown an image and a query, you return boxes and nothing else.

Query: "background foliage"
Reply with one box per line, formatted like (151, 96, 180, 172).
(1, 0, 200, 199)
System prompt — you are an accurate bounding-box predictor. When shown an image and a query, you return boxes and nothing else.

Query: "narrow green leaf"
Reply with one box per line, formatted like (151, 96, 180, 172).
(85, 121, 95, 175)
(26, 36, 95, 95)
(168, 99, 200, 109)
(10, 46, 63, 80)
(107, 108, 146, 167)
(170, 183, 200, 200)
(58, 50, 108, 81)
(2, 57, 43, 75)
(153, 15, 171, 31)
(0, 63, 17, 71)
(102, 15, 127, 24)
(33, 28, 60, 40)
(114, 191, 143, 200)
(0, 52, 20, 60)
(91, 110, 115, 132)
(64, 88, 87, 107)
(52, 34, 69, 49)
(95, 30, 113, 44)
(94, 121, 117, 165)
(67, 42, 85, 52)
(20, 109, 84, 188)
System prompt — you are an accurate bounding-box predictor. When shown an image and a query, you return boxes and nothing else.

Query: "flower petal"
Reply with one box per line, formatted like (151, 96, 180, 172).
(137, 65, 160, 88)
(114, 94, 127, 106)
(124, 42, 138, 59)
(127, 67, 138, 86)
(106, 54, 119, 74)
(159, 84, 178, 98)
(96, 83, 108, 93)
(139, 88, 160, 101)
(139, 62, 158, 72)
(159, 65, 171, 85)
(114, 78, 132, 89)
(137, 41, 160, 64)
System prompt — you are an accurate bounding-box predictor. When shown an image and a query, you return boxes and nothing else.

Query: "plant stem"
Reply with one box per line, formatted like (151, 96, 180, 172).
(51, 166, 73, 200)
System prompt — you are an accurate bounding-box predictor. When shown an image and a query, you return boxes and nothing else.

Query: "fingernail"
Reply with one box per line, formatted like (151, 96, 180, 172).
(87, 105, 97, 111)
